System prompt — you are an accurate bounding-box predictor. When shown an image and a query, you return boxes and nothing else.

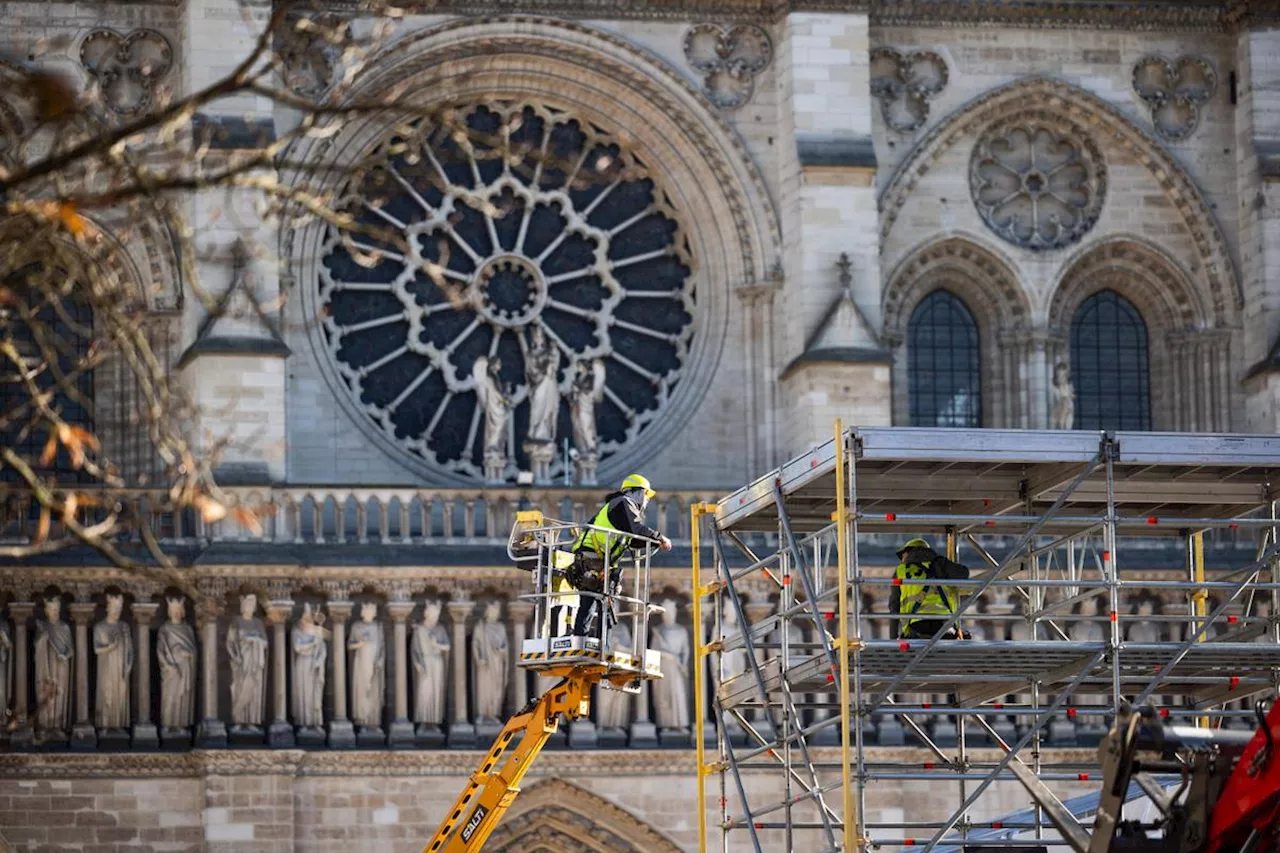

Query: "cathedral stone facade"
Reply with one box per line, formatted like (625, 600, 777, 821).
(2, 0, 1280, 850)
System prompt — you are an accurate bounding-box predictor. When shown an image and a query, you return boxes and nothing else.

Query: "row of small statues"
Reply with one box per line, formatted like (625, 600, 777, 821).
(0, 591, 696, 742)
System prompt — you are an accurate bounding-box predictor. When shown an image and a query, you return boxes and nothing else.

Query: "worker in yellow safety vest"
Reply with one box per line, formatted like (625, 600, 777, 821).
(889, 537, 970, 640)
(566, 474, 672, 636)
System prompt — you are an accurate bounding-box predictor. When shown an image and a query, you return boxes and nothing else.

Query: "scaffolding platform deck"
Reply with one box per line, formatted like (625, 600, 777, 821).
(716, 640, 1280, 711)
(714, 428, 1280, 534)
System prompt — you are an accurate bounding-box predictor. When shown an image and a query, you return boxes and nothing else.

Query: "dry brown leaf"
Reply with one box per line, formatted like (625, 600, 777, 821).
(33, 506, 50, 544)
(26, 71, 79, 120)
(58, 423, 85, 469)
(194, 494, 227, 523)
(232, 507, 264, 536)
(69, 425, 99, 451)
(39, 432, 57, 467)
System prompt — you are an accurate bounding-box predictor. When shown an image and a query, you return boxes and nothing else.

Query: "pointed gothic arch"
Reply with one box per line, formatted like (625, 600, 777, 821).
(879, 76, 1240, 328)
(882, 235, 1031, 427)
(1050, 237, 1230, 431)
(484, 778, 683, 853)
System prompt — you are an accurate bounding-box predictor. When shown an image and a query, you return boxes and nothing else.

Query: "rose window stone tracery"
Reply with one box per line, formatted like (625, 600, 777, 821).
(318, 102, 696, 483)
(969, 120, 1105, 252)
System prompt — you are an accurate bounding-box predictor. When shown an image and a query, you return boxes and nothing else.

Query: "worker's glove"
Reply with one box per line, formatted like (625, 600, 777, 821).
(659, 535, 673, 552)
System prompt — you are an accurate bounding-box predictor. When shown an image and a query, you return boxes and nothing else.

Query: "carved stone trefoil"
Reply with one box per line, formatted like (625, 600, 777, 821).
(1132, 56, 1217, 142)
(79, 28, 173, 116)
(683, 24, 772, 110)
(870, 48, 949, 134)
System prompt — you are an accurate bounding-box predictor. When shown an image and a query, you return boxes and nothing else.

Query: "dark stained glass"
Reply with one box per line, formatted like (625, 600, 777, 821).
(1070, 289, 1151, 431)
(908, 290, 981, 428)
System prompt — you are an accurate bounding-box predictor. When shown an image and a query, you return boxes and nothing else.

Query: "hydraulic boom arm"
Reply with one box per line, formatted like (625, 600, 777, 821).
(423, 673, 594, 853)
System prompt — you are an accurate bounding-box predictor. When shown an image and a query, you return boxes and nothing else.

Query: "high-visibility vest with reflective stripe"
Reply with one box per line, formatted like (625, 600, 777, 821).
(895, 559, 959, 632)
(572, 498, 628, 564)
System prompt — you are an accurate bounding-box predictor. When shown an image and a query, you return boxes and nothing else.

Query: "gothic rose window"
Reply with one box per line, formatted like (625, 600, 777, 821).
(1070, 289, 1151, 431)
(317, 102, 696, 482)
(907, 289, 981, 428)
(970, 122, 1105, 252)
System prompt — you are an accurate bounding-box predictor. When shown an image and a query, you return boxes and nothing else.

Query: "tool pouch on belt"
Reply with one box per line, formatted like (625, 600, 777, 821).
(567, 552, 606, 592)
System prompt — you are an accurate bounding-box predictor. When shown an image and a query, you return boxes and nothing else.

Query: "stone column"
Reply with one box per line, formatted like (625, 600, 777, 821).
(131, 602, 160, 749)
(447, 597, 476, 748)
(8, 601, 33, 749)
(69, 601, 96, 750)
(266, 600, 294, 747)
(196, 607, 227, 747)
(507, 601, 533, 713)
(629, 677, 658, 748)
(326, 600, 355, 748)
(386, 599, 416, 748)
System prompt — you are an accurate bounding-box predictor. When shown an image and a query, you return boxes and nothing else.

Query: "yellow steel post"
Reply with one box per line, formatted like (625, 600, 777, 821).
(1192, 530, 1209, 728)
(692, 501, 708, 853)
(833, 418, 857, 853)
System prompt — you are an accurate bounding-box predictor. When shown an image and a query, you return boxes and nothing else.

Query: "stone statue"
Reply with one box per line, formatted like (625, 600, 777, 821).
(595, 620, 633, 730)
(348, 601, 385, 728)
(411, 599, 450, 726)
(93, 593, 134, 729)
(651, 599, 691, 731)
(1051, 362, 1075, 430)
(472, 600, 509, 723)
(156, 596, 196, 732)
(291, 602, 329, 729)
(34, 597, 72, 733)
(0, 619, 11, 723)
(1127, 598, 1162, 644)
(473, 355, 514, 482)
(570, 359, 605, 453)
(227, 593, 268, 728)
(718, 602, 748, 686)
(524, 325, 561, 444)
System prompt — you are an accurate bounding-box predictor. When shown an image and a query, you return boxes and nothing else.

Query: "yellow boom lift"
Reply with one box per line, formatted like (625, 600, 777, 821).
(424, 510, 664, 852)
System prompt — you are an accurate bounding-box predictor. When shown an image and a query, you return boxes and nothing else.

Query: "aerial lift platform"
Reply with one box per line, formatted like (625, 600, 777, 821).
(424, 510, 664, 853)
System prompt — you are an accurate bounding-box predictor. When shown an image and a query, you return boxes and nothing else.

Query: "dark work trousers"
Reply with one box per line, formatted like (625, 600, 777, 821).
(572, 568, 622, 637)
(900, 618, 963, 640)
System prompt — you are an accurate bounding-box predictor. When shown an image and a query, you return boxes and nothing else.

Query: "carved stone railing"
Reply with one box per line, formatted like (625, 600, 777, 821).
(0, 485, 721, 548)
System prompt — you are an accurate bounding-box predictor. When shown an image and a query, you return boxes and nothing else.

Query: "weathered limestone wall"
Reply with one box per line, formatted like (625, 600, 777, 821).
(0, 748, 1097, 853)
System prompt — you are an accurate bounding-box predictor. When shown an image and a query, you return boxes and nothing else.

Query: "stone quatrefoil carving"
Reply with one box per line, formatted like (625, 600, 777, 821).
(79, 28, 173, 115)
(682, 24, 772, 109)
(870, 48, 949, 134)
(1132, 55, 1217, 141)
(970, 121, 1106, 251)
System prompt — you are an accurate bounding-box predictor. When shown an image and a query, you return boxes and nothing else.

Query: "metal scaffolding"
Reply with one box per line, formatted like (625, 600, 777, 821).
(691, 422, 1280, 853)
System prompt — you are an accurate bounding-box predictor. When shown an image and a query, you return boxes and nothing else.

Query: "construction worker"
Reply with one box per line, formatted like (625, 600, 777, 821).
(889, 537, 970, 640)
(566, 474, 672, 637)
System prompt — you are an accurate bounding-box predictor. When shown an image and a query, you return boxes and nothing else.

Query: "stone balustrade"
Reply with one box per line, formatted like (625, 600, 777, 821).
(0, 486, 721, 547)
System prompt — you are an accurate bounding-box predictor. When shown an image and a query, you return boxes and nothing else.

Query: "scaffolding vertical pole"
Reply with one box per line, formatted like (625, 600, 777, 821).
(833, 419, 856, 853)
(1104, 438, 1122, 713)
(945, 526, 968, 843)
(692, 502, 709, 853)
(1191, 529, 1209, 729)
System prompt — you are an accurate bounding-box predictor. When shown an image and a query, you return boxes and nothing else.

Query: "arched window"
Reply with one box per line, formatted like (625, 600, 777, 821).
(1070, 289, 1151, 431)
(908, 290, 981, 427)
(0, 268, 95, 482)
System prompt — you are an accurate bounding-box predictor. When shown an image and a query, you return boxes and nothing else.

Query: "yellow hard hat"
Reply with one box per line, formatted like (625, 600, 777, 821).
(621, 473, 656, 499)
(897, 537, 930, 556)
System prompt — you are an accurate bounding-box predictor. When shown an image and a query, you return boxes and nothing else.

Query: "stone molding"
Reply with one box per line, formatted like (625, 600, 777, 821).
(0, 745, 1095, 778)
(304, 0, 1249, 31)
(1048, 235, 1209, 332)
(487, 777, 683, 852)
(879, 76, 1240, 325)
